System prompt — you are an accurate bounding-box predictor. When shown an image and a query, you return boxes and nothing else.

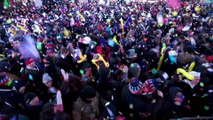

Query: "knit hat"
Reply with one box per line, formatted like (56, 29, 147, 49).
(24, 92, 37, 104)
(0, 75, 13, 87)
(128, 77, 143, 94)
(42, 73, 52, 84)
(142, 79, 160, 94)
(25, 58, 34, 66)
(80, 86, 96, 103)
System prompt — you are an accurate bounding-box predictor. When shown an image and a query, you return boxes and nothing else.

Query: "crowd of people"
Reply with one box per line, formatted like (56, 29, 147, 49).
(0, 0, 212, 120)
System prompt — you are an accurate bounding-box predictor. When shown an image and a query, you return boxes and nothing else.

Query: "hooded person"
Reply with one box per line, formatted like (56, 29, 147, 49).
(160, 87, 191, 119)
(72, 85, 99, 120)
(23, 92, 43, 120)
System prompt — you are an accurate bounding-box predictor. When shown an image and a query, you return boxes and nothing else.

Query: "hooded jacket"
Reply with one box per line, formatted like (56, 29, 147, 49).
(161, 87, 190, 119)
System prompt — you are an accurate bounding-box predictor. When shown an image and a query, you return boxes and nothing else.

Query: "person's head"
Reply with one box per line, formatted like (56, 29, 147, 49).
(11, 49, 19, 58)
(46, 48, 54, 57)
(43, 56, 54, 67)
(141, 78, 160, 95)
(80, 86, 96, 103)
(129, 63, 141, 78)
(60, 47, 68, 58)
(24, 92, 40, 106)
(25, 58, 35, 68)
(42, 73, 53, 88)
(173, 91, 185, 106)
(169, 87, 185, 106)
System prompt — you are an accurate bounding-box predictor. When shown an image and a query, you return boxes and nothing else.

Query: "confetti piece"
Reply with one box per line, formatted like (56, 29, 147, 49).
(129, 104, 133, 109)
(204, 106, 209, 111)
(80, 69, 84, 75)
(36, 42, 42, 51)
(200, 82, 204, 87)
(29, 74, 33, 81)
(7, 79, 13, 86)
(151, 68, 157, 75)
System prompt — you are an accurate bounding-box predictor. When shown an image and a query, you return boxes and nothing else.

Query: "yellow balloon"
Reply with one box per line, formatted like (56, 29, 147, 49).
(113, 36, 119, 45)
(188, 61, 195, 72)
(172, 11, 178, 17)
(157, 55, 164, 71)
(195, 6, 201, 13)
(64, 28, 69, 38)
(177, 68, 194, 81)
(107, 19, 111, 25)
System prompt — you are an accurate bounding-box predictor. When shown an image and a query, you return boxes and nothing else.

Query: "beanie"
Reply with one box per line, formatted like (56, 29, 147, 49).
(80, 86, 96, 103)
(128, 77, 143, 94)
(25, 58, 34, 66)
(42, 73, 52, 84)
(143, 78, 160, 94)
(0, 74, 13, 88)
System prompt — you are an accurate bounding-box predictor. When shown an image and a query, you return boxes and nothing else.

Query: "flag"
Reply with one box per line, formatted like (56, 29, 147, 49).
(4, 0, 9, 9)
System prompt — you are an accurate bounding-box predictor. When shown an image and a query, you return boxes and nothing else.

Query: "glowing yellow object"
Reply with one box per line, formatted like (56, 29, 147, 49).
(177, 68, 194, 81)
(91, 53, 109, 69)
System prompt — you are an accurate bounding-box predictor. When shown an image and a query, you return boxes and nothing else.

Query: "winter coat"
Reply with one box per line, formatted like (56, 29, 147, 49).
(161, 87, 190, 119)
(121, 85, 163, 120)
(72, 97, 99, 120)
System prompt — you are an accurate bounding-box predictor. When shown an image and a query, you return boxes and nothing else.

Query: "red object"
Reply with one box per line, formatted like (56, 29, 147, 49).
(25, 58, 34, 66)
(95, 46, 103, 55)
(103, 46, 110, 61)
(206, 55, 213, 62)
